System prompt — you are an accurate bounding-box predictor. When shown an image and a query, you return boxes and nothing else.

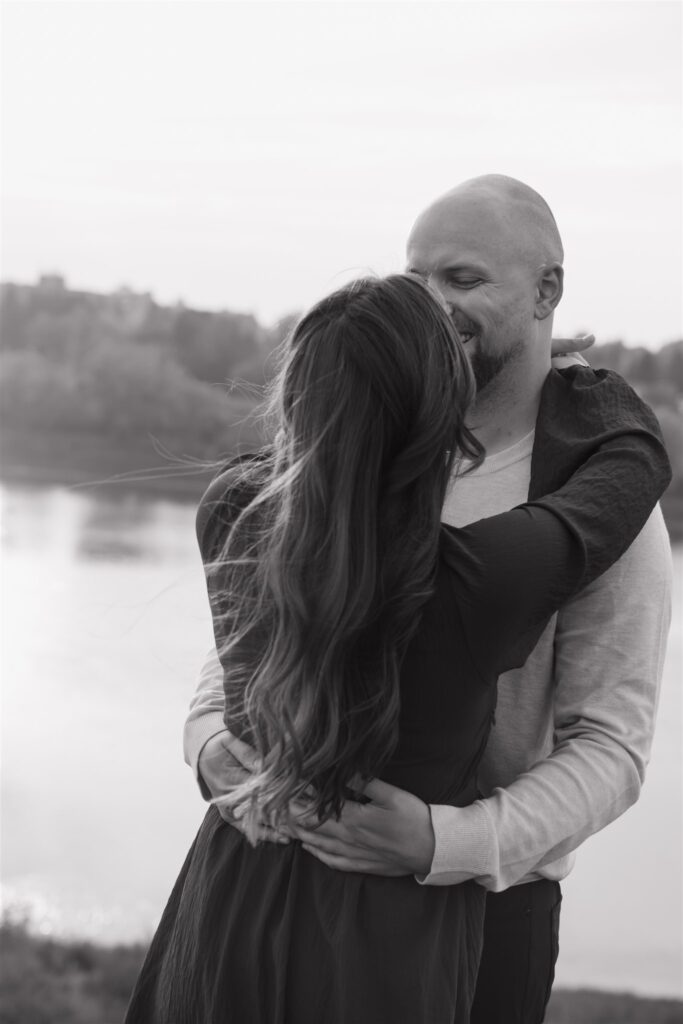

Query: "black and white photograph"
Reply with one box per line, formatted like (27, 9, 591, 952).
(1, 2, 681, 1022)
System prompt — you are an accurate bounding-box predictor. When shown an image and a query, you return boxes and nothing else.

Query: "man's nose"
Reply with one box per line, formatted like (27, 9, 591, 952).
(423, 276, 455, 316)
(431, 283, 459, 318)
(426, 274, 452, 304)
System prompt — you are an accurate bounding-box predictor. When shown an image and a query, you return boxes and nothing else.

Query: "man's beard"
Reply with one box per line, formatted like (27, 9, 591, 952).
(469, 339, 525, 392)
(469, 349, 511, 391)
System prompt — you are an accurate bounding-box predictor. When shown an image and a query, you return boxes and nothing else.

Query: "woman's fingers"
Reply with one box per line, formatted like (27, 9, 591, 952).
(550, 333, 595, 356)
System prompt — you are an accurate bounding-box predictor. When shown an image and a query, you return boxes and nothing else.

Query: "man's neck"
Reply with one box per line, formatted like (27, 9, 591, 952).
(468, 354, 550, 455)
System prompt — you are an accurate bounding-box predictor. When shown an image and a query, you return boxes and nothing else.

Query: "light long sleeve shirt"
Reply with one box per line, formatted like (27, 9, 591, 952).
(183, 429, 673, 891)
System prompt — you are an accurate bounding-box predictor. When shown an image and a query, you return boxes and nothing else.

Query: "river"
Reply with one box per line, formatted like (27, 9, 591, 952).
(1, 481, 681, 997)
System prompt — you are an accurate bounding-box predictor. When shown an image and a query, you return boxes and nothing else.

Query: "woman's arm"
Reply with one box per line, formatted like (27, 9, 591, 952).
(443, 369, 671, 677)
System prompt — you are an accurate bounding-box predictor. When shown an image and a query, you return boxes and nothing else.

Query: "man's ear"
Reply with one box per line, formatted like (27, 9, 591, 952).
(534, 264, 564, 320)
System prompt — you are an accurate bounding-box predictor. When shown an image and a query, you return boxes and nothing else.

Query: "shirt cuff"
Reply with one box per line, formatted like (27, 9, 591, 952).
(416, 801, 498, 887)
(183, 711, 228, 799)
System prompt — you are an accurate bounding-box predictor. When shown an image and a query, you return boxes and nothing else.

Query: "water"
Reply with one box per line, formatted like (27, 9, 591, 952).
(1, 482, 681, 997)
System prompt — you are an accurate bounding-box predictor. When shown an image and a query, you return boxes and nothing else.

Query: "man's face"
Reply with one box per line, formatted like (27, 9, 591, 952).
(406, 197, 539, 390)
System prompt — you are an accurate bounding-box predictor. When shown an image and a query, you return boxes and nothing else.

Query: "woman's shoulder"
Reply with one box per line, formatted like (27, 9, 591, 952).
(532, 365, 668, 499)
(200, 448, 270, 507)
(539, 365, 661, 436)
(196, 448, 271, 559)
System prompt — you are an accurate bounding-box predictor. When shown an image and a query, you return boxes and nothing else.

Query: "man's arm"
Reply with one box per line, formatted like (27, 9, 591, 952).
(184, 648, 293, 843)
(423, 508, 672, 889)
(298, 510, 673, 888)
(183, 646, 229, 799)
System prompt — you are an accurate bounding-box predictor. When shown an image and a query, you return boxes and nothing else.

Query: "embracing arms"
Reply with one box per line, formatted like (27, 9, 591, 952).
(184, 508, 672, 883)
(186, 366, 672, 881)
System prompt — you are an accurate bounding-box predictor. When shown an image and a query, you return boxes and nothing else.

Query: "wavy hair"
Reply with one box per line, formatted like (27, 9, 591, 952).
(203, 274, 483, 837)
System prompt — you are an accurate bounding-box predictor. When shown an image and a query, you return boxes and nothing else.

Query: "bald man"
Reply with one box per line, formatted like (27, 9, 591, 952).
(184, 176, 672, 1022)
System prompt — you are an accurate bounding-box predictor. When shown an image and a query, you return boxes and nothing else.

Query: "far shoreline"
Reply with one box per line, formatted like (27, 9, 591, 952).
(0, 427, 231, 505)
(3, 427, 683, 541)
(0, 456, 212, 505)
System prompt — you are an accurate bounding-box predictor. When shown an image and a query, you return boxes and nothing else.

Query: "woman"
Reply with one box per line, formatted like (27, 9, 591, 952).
(125, 274, 669, 1023)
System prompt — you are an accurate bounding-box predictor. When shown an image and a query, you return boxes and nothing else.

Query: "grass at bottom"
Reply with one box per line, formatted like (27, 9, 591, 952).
(1, 923, 681, 1024)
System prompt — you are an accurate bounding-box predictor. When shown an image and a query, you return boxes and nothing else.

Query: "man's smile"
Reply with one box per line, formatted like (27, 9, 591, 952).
(448, 311, 478, 345)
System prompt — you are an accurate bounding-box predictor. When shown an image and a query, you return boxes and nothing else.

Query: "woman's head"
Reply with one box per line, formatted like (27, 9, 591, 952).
(210, 274, 483, 835)
(274, 273, 478, 501)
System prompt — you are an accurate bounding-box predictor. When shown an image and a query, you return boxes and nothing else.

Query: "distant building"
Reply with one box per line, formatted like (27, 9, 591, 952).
(0, 275, 173, 341)
(37, 274, 67, 293)
(101, 286, 155, 335)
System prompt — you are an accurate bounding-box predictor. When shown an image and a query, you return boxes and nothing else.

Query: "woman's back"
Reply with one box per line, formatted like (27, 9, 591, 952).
(125, 275, 670, 1024)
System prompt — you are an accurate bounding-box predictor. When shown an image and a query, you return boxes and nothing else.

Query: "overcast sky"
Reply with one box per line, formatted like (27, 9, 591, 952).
(2, 0, 681, 346)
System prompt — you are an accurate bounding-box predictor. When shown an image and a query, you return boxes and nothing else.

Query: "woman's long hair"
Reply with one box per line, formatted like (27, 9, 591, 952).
(203, 274, 483, 836)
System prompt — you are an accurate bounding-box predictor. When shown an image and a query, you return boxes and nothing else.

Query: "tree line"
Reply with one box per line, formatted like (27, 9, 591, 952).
(1, 277, 682, 532)
(0, 278, 295, 459)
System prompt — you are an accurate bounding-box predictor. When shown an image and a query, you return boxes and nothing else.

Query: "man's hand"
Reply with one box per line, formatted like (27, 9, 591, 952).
(198, 731, 290, 844)
(198, 736, 434, 866)
(291, 778, 435, 876)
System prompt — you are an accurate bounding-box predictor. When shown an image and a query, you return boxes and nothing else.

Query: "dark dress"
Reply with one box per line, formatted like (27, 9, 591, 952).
(125, 369, 670, 1024)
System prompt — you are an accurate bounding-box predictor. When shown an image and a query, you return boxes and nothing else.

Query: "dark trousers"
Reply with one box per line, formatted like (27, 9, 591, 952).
(470, 880, 562, 1024)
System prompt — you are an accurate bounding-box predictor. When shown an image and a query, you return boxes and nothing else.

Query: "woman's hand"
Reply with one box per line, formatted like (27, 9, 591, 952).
(551, 332, 594, 368)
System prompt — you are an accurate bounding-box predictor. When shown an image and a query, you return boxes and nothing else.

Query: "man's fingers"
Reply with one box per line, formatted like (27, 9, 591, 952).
(290, 802, 368, 838)
(288, 798, 318, 823)
(252, 824, 290, 845)
(222, 733, 262, 772)
(357, 777, 400, 805)
(301, 844, 402, 876)
(287, 799, 358, 832)
(292, 825, 383, 864)
(301, 844, 371, 873)
(291, 816, 349, 841)
(198, 731, 257, 792)
(201, 760, 251, 795)
(216, 805, 290, 845)
(292, 827, 357, 856)
(199, 734, 240, 770)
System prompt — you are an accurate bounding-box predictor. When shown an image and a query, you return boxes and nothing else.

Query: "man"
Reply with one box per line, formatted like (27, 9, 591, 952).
(184, 175, 672, 1023)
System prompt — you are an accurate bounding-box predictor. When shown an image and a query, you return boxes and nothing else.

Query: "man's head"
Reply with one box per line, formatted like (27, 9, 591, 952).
(406, 174, 564, 391)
